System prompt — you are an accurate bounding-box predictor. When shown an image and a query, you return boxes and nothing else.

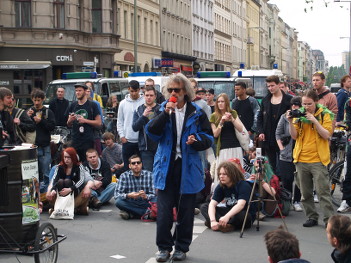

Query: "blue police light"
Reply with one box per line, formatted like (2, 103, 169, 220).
(273, 64, 278, 69)
(128, 72, 162, 77)
(239, 63, 245, 69)
(113, 71, 119, 77)
(238, 71, 242, 77)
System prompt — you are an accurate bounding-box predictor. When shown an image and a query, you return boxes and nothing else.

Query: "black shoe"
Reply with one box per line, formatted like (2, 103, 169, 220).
(156, 250, 170, 262)
(171, 250, 186, 261)
(303, 219, 318, 227)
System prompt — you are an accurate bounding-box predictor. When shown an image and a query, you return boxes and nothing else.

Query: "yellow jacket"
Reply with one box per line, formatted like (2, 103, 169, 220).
(293, 106, 332, 166)
(94, 93, 103, 108)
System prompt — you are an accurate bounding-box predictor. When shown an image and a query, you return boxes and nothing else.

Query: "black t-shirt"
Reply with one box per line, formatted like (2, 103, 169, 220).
(269, 103, 281, 144)
(220, 121, 240, 150)
(67, 100, 99, 147)
(232, 98, 254, 132)
(212, 180, 256, 219)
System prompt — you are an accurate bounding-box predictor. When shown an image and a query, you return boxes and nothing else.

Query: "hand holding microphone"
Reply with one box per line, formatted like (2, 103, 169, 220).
(166, 96, 177, 115)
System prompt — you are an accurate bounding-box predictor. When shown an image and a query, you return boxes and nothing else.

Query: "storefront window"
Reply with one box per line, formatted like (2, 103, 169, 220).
(92, 0, 102, 33)
(15, 0, 32, 28)
(54, 0, 65, 29)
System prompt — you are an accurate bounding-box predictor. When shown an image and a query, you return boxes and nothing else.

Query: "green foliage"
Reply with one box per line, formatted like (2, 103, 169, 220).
(326, 66, 348, 86)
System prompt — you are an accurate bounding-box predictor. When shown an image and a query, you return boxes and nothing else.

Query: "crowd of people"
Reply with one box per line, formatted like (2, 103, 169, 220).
(1, 70, 351, 262)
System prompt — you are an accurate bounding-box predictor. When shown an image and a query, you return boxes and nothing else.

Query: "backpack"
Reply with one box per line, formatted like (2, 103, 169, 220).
(14, 109, 37, 144)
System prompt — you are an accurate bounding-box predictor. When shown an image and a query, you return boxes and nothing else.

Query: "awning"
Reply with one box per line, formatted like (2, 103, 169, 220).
(0, 61, 51, 70)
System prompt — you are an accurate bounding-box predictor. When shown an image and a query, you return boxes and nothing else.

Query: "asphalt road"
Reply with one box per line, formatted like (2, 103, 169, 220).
(0, 201, 347, 263)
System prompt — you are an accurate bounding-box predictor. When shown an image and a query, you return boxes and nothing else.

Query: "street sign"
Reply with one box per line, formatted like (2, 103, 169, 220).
(83, 61, 94, 66)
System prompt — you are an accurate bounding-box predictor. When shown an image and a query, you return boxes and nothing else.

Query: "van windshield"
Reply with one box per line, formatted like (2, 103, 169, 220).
(45, 83, 76, 104)
(252, 77, 268, 99)
(197, 81, 235, 100)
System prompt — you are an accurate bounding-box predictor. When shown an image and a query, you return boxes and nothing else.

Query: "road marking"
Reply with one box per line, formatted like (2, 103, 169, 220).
(110, 254, 126, 259)
(145, 258, 157, 263)
(93, 209, 113, 213)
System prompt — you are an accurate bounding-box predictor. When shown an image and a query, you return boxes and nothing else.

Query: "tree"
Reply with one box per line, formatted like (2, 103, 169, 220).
(326, 65, 347, 86)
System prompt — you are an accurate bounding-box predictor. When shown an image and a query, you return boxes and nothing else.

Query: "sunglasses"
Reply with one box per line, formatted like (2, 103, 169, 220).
(167, 88, 182, 93)
(130, 161, 142, 165)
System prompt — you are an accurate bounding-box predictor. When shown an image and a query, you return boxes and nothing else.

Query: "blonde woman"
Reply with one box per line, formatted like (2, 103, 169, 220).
(210, 93, 244, 188)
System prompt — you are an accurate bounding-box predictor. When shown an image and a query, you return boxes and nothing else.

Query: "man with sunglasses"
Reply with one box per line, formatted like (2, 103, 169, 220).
(146, 73, 213, 262)
(114, 154, 155, 220)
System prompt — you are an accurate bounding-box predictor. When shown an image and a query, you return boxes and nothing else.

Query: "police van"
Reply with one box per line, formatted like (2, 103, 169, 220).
(233, 67, 284, 101)
(194, 71, 236, 101)
(45, 72, 129, 107)
(127, 72, 169, 93)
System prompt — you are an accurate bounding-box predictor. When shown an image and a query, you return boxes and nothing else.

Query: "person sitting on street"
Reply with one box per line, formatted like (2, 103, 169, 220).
(250, 156, 280, 218)
(114, 155, 156, 220)
(200, 161, 256, 233)
(101, 132, 124, 178)
(326, 215, 351, 263)
(83, 148, 116, 210)
(46, 147, 90, 215)
(264, 227, 311, 263)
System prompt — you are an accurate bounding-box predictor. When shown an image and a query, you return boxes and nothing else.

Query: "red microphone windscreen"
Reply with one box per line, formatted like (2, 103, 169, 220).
(169, 96, 177, 103)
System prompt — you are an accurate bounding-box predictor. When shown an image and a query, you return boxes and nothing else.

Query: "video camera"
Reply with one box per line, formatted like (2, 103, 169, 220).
(289, 109, 306, 118)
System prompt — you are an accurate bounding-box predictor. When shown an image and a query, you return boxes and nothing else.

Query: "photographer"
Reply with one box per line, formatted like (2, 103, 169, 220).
(276, 96, 302, 212)
(288, 89, 334, 228)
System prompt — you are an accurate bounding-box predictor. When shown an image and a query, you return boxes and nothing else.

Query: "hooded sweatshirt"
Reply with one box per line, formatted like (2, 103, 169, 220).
(117, 94, 145, 143)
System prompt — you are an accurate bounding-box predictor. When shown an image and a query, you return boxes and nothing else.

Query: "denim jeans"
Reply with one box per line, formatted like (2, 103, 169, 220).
(38, 145, 51, 193)
(115, 197, 154, 217)
(122, 142, 140, 171)
(140, 150, 155, 172)
(91, 183, 116, 203)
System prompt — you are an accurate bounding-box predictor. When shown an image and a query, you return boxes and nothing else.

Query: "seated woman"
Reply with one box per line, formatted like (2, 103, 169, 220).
(200, 161, 256, 233)
(327, 215, 351, 263)
(250, 156, 280, 217)
(46, 147, 90, 215)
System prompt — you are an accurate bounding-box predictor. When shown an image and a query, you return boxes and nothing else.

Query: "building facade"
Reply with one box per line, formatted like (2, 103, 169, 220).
(160, 0, 195, 76)
(0, 0, 120, 106)
(114, 0, 161, 74)
(192, 0, 215, 72)
(246, 0, 260, 69)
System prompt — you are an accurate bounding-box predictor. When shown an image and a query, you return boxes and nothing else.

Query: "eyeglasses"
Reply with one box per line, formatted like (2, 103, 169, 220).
(167, 88, 182, 93)
(130, 161, 142, 165)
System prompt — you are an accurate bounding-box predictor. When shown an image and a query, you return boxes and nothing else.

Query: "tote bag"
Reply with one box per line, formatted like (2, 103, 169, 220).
(50, 193, 75, 220)
(235, 126, 250, 151)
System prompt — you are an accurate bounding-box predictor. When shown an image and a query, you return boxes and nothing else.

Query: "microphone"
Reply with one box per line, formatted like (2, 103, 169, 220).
(168, 96, 177, 115)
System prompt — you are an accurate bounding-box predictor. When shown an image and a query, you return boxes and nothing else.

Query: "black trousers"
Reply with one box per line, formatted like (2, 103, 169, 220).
(278, 160, 301, 203)
(342, 147, 351, 201)
(200, 202, 252, 230)
(156, 158, 196, 253)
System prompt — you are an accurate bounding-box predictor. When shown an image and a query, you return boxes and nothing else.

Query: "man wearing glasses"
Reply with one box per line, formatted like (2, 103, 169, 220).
(146, 73, 213, 262)
(114, 154, 155, 220)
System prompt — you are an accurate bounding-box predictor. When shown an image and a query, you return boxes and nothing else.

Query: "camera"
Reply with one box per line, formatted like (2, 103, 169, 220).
(289, 109, 306, 118)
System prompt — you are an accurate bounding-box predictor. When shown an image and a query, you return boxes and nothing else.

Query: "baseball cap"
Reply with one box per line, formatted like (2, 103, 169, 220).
(74, 83, 88, 90)
(196, 87, 206, 94)
(129, 80, 140, 90)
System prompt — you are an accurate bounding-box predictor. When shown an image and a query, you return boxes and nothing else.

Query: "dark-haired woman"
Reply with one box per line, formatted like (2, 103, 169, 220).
(200, 161, 255, 233)
(327, 215, 351, 263)
(46, 147, 90, 215)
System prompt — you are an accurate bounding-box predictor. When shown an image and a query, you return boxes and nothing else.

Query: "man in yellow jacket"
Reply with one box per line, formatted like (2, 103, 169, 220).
(288, 89, 334, 228)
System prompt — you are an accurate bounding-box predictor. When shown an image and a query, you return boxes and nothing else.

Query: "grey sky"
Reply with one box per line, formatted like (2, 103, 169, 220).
(269, 0, 350, 66)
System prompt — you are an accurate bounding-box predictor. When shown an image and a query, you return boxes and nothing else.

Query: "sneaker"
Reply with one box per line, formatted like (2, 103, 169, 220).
(194, 208, 200, 215)
(75, 206, 89, 215)
(337, 200, 351, 213)
(303, 218, 318, 227)
(314, 194, 319, 203)
(171, 250, 186, 261)
(156, 250, 170, 262)
(293, 202, 303, 212)
(91, 196, 102, 210)
(119, 210, 130, 220)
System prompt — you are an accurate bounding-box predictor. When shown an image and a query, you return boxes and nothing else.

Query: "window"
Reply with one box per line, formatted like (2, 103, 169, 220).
(15, 0, 31, 28)
(131, 13, 134, 40)
(54, 0, 65, 29)
(150, 20, 154, 44)
(144, 18, 147, 43)
(124, 10, 128, 38)
(138, 15, 141, 41)
(92, 0, 102, 33)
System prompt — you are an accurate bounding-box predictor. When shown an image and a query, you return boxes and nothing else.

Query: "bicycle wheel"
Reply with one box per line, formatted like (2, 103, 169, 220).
(34, 222, 58, 263)
(329, 161, 345, 207)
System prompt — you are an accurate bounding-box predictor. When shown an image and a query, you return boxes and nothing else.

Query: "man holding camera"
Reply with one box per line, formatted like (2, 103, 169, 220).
(288, 89, 334, 228)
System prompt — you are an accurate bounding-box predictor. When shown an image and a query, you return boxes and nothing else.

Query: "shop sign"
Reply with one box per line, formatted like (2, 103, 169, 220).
(56, 55, 73, 62)
(161, 59, 174, 67)
(152, 58, 161, 68)
(0, 64, 18, 69)
(181, 65, 193, 72)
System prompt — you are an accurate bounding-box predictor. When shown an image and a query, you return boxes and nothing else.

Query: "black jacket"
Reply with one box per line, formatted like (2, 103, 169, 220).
(257, 91, 292, 147)
(49, 98, 69, 126)
(11, 107, 36, 145)
(83, 158, 112, 189)
(30, 106, 56, 147)
(0, 110, 16, 145)
(331, 248, 351, 263)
